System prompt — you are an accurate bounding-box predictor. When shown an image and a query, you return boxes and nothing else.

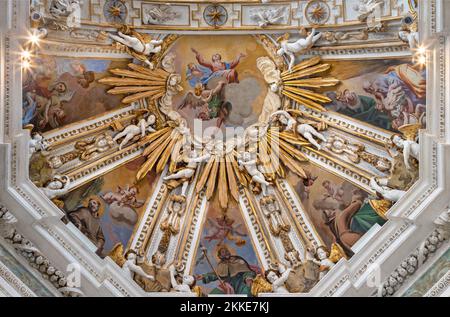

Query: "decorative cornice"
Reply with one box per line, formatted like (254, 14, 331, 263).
(378, 210, 450, 297)
(0, 204, 83, 297)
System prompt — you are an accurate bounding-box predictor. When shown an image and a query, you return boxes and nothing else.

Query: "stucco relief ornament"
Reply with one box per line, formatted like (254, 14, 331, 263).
(75, 133, 115, 161)
(353, 0, 384, 23)
(305, 0, 331, 25)
(203, 4, 228, 28)
(250, 6, 289, 27)
(143, 4, 180, 25)
(103, 0, 128, 23)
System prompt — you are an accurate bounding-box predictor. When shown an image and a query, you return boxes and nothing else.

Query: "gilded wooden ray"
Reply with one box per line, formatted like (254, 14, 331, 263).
(99, 63, 170, 104)
(280, 57, 339, 112)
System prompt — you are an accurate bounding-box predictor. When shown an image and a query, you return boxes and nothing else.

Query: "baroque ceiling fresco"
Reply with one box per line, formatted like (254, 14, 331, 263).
(9, 0, 438, 297)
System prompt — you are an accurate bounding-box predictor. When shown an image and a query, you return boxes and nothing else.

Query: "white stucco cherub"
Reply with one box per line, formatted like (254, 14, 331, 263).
(238, 151, 270, 196)
(29, 132, 49, 155)
(169, 264, 195, 293)
(391, 134, 419, 171)
(109, 31, 163, 68)
(277, 29, 322, 71)
(265, 262, 291, 293)
(40, 175, 71, 199)
(370, 177, 406, 202)
(312, 246, 335, 280)
(271, 110, 327, 150)
(113, 114, 156, 150)
(163, 148, 210, 195)
(122, 251, 155, 282)
(398, 29, 419, 49)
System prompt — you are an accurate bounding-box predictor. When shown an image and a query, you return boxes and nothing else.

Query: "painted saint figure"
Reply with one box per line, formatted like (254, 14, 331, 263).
(68, 197, 105, 255)
(190, 48, 246, 84)
(195, 245, 257, 295)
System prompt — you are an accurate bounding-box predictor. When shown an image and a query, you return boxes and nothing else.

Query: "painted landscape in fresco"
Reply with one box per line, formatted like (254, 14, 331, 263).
(169, 35, 268, 134)
(0, 244, 55, 296)
(403, 249, 450, 297)
(22, 55, 129, 133)
(192, 195, 261, 296)
(324, 58, 426, 132)
(287, 164, 386, 256)
(60, 157, 158, 257)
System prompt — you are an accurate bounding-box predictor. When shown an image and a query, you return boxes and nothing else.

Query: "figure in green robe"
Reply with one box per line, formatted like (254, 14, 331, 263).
(351, 202, 386, 233)
(196, 245, 257, 295)
(331, 89, 392, 131)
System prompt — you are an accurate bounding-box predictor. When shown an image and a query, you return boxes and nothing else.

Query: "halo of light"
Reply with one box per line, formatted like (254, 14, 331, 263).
(417, 46, 426, 55)
(417, 55, 426, 65)
(29, 33, 40, 45)
(22, 60, 31, 69)
(21, 50, 31, 59)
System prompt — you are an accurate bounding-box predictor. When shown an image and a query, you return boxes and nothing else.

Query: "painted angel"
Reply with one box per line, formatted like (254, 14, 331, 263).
(178, 81, 231, 127)
(204, 214, 247, 246)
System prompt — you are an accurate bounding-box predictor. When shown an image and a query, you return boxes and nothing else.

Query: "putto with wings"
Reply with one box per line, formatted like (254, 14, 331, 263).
(204, 213, 247, 247)
(177, 80, 231, 126)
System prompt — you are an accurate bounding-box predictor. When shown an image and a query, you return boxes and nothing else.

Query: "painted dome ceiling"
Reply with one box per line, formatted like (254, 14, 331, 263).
(0, 0, 448, 298)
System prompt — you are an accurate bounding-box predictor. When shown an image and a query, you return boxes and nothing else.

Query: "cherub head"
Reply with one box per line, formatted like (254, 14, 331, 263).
(398, 30, 410, 42)
(126, 251, 137, 262)
(182, 274, 195, 286)
(32, 132, 43, 141)
(46, 178, 64, 190)
(52, 82, 67, 94)
(147, 114, 156, 125)
(151, 250, 166, 268)
(276, 47, 285, 57)
(265, 269, 279, 284)
(270, 82, 279, 92)
(194, 83, 204, 96)
(391, 134, 405, 148)
(316, 246, 329, 261)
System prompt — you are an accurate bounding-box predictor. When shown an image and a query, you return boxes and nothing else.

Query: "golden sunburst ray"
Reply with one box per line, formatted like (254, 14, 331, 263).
(99, 63, 170, 104)
(266, 129, 308, 179)
(279, 56, 339, 112)
(225, 153, 240, 202)
(136, 127, 177, 181)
